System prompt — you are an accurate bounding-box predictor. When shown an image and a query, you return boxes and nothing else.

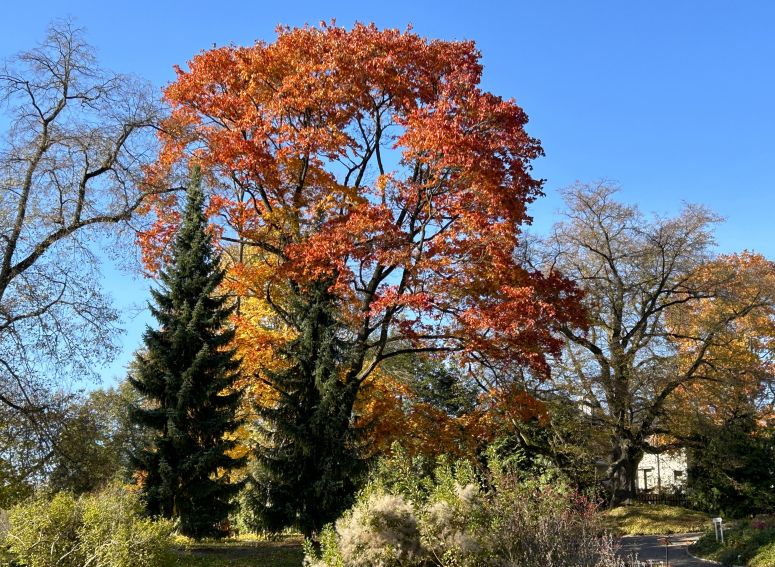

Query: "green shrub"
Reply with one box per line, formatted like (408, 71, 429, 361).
(5, 486, 175, 567)
(6, 491, 83, 567)
(690, 515, 775, 566)
(304, 526, 345, 567)
(304, 449, 623, 567)
(78, 485, 176, 567)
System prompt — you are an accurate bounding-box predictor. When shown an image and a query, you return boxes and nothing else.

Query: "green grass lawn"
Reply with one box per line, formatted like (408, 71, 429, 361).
(690, 517, 775, 566)
(175, 537, 304, 567)
(600, 504, 711, 535)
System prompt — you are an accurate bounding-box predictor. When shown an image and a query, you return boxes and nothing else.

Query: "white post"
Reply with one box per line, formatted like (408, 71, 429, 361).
(712, 517, 724, 543)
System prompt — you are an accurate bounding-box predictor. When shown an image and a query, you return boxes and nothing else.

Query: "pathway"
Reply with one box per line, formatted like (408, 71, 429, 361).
(619, 533, 719, 566)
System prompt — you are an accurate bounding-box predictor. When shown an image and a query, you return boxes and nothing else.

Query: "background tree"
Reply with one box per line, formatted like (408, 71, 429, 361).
(687, 410, 775, 516)
(536, 182, 775, 504)
(129, 168, 244, 538)
(140, 23, 585, 534)
(382, 351, 479, 420)
(47, 382, 149, 494)
(0, 21, 165, 479)
(352, 349, 554, 462)
(491, 391, 611, 494)
(0, 402, 46, 506)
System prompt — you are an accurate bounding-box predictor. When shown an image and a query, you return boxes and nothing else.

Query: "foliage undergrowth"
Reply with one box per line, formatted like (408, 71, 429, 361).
(304, 445, 623, 567)
(600, 504, 710, 535)
(690, 516, 775, 566)
(4, 485, 175, 567)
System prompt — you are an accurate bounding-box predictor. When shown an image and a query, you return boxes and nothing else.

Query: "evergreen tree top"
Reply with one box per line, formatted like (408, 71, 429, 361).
(172, 166, 214, 269)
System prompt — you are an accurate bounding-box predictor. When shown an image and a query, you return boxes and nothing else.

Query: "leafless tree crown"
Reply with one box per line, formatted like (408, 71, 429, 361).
(0, 21, 162, 477)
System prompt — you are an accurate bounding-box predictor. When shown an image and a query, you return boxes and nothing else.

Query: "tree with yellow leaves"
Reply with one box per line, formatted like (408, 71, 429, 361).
(537, 182, 775, 505)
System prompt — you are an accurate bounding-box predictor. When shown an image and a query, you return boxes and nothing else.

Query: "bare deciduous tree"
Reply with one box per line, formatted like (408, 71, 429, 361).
(538, 182, 775, 504)
(0, 21, 165, 471)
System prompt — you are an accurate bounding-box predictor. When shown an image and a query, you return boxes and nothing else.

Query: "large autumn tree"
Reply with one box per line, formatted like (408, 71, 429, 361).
(142, 23, 584, 533)
(537, 182, 775, 504)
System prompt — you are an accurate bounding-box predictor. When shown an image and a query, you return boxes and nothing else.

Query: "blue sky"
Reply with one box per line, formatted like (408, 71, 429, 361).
(3, 1, 774, 386)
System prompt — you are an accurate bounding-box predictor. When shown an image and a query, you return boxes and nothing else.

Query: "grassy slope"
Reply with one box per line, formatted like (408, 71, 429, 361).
(690, 520, 775, 567)
(600, 504, 711, 536)
(175, 538, 304, 567)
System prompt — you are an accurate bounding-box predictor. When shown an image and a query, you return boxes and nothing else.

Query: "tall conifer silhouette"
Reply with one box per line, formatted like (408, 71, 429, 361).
(130, 167, 244, 537)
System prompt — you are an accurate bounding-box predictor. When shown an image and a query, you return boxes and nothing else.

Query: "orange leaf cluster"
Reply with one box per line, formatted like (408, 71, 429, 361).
(355, 370, 548, 459)
(667, 252, 775, 423)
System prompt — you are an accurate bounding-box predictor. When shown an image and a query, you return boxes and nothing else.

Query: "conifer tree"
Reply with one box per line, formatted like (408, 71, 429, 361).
(248, 284, 365, 538)
(129, 168, 244, 538)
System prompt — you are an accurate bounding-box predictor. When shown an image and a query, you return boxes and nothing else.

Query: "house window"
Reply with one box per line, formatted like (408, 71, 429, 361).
(674, 470, 684, 481)
(640, 468, 653, 490)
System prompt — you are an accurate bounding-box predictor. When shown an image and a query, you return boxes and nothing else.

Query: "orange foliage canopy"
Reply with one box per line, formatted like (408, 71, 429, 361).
(355, 370, 549, 458)
(140, 23, 584, 428)
(666, 252, 775, 426)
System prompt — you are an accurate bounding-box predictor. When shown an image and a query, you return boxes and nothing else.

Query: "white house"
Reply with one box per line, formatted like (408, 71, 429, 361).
(635, 449, 687, 493)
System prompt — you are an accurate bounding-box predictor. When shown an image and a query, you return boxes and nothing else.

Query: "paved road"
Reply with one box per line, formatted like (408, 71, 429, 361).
(619, 534, 718, 566)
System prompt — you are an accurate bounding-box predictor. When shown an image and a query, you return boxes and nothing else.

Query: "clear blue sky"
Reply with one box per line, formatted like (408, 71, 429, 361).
(3, 1, 774, 386)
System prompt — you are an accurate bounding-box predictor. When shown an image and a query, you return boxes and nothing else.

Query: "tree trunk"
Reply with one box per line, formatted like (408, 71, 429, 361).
(609, 437, 643, 506)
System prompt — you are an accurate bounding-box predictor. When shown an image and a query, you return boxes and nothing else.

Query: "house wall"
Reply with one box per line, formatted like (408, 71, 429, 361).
(635, 450, 687, 493)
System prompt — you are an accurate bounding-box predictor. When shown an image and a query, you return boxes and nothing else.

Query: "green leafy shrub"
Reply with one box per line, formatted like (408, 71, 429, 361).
(305, 447, 623, 567)
(304, 526, 345, 567)
(6, 491, 83, 567)
(5, 486, 175, 567)
(690, 515, 775, 566)
(78, 485, 176, 567)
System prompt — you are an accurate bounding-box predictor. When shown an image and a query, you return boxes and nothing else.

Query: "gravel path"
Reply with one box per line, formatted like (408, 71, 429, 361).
(619, 533, 719, 566)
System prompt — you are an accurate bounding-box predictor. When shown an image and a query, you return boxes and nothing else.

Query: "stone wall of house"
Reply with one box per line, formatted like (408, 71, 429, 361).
(635, 450, 687, 493)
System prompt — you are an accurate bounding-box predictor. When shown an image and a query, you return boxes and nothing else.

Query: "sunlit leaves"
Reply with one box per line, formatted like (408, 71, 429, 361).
(139, 24, 586, 478)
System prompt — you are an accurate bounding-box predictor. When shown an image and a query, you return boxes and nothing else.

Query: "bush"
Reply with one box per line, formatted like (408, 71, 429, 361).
(690, 515, 775, 566)
(304, 447, 623, 567)
(5, 486, 175, 567)
(78, 485, 176, 567)
(338, 492, 423, 567)
(6, 492, 83, 567)
(485, 479, 619, 567)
